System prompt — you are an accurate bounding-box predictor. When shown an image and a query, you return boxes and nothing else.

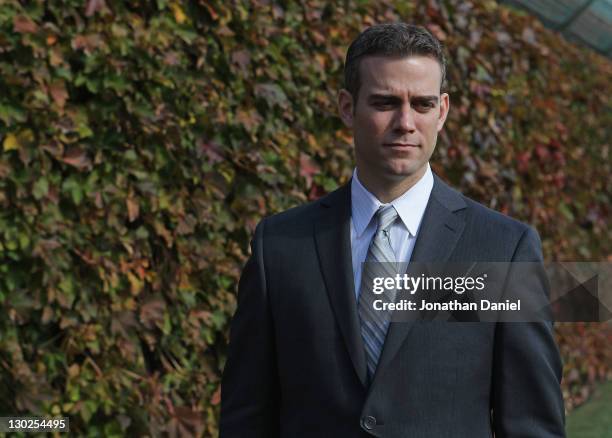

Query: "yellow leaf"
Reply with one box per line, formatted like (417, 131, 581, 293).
(171, 3, 187, 24)
(21, 129, 34, 142)
(68, 363, 80, 378)
(3, 134, 19, 151)
(124, 297, 137, 310)
(126, 197, 139, 222)
(127, 272, 144, 295)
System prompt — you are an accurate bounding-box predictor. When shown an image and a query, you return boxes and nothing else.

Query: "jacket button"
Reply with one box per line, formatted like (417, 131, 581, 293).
(362, 415, 377, 430)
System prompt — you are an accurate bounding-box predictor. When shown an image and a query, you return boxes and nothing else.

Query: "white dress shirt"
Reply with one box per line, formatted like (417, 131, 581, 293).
(350, 164, 434, 299)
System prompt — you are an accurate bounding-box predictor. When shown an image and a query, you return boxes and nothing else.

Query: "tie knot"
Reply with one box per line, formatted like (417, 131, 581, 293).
(375, 205, 398, 233)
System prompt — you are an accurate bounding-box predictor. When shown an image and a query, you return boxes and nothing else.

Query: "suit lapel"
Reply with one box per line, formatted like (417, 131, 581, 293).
(370, 175, 467, 388)
(314, 183, 368, 387)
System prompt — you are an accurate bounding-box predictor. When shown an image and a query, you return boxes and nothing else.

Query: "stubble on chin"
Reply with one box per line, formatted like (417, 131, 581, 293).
(385, 156, 426, 177)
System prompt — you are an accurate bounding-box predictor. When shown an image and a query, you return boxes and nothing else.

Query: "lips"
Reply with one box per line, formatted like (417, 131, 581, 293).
(384, 143, 419, 147)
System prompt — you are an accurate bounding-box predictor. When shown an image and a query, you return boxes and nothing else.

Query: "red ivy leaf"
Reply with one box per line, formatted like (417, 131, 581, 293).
(61, 147, 91, 170)
(127, 197, 140, 222)
(49, 81, 68, 109)
(198, 140, 224, 164)
(140, 298, 165, 329)
(231, 50, 251, 70)
(13, 16, 38, 34)
(85, 0, 107, 17)
(299, 153, 319, 188)
(13, 15, 38, 33)
(211, 387, 221, 406)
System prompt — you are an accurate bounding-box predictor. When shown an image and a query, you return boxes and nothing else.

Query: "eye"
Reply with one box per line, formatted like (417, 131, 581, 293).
(372, 101, 394, 110)
(414, 101, 435, 111)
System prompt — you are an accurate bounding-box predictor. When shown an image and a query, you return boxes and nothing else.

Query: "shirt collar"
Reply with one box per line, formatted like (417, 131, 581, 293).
(351, 164, 434, 238)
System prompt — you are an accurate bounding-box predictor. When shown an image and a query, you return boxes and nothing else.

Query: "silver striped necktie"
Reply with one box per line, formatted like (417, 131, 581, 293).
(358, 204, 400, 381)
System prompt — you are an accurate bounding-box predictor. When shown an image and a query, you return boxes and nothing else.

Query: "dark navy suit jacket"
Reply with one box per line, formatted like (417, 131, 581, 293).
(220, 175, 565, 437)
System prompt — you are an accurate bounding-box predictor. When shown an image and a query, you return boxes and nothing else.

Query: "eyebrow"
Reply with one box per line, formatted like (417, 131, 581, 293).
(368, 94, 439, 104)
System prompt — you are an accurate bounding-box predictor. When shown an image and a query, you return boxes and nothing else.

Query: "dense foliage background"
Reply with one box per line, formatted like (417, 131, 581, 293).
(0, 0, 610, 436)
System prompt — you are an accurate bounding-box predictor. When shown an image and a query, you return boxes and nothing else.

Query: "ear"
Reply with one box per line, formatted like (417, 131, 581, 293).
(437, 92, 450, 132)
(337, 89, 355, 128)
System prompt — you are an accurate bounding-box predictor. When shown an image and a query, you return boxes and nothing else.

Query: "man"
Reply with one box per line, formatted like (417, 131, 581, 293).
(220, 23, 565, 437)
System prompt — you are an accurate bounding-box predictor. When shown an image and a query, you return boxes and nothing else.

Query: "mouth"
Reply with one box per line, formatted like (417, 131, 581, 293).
(384, 143, 419, 148)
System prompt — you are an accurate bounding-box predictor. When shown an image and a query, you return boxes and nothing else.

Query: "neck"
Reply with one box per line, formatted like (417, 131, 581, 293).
(356, 166, 427, 203)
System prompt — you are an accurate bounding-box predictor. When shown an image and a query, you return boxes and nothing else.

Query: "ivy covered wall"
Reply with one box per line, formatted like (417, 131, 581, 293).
(0, 0, 610, 436)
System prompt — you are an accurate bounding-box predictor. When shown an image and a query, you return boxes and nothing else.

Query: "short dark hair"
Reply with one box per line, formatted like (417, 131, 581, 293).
(344, 23, 447, 102)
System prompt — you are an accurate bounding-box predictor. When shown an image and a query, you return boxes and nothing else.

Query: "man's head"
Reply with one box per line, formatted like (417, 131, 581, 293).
(338, 23, 450, 200)
(344, 23, 447, 104)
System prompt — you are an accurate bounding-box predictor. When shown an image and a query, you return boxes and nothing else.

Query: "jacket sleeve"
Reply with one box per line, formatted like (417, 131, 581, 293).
(492, 226, 566, 437)
(220, 218, 280, 438)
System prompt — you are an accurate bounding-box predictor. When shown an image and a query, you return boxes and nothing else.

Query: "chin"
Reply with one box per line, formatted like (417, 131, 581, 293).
(385, 161, 424, 178)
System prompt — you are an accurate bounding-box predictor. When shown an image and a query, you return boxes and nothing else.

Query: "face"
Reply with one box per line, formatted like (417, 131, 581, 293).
(338, 55, 449, 190)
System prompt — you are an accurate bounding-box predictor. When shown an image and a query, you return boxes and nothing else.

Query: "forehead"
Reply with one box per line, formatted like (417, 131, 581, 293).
(358, 55, 442, 95)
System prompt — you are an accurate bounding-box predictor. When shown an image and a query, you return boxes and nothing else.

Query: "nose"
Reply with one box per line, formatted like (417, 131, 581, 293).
(394, 105, 416, 133)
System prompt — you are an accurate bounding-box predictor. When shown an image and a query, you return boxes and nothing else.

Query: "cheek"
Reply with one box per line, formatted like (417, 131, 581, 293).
(355, 116, 383, 143)
(417, 116, 439, 138)
(361, 113, 389, 134)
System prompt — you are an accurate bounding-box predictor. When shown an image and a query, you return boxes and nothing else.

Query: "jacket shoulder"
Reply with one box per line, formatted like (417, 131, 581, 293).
(432, 175, 537, 249)
(434, 175, 533, 234)
(459, 193, 542, 261)
(259, 183, 349, 233)
(462, 195, 533, 235)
